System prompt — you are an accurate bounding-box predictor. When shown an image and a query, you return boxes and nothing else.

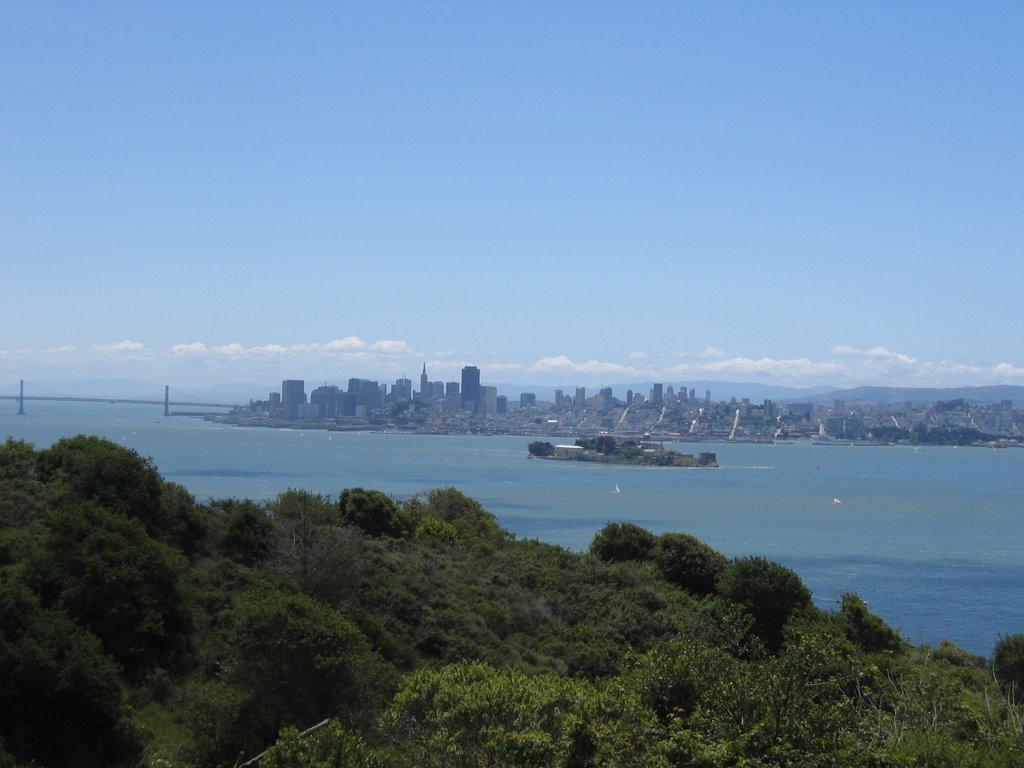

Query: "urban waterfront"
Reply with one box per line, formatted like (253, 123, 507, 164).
(3, 399, 1022, 656)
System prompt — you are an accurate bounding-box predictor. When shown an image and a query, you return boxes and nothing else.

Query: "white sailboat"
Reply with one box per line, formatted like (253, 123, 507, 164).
(611, 483, 621, 494)
(832, 497, 843, 506)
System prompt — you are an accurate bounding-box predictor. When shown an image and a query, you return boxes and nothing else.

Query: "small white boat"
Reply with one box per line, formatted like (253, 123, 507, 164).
(832, 497, 843, 506)
(611, 483, 621, 494)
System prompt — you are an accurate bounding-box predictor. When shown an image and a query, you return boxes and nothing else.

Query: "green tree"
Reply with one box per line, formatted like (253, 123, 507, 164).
(36, 435, 163, 529)
(188, 587, 392, 765)
(338, 487, 406, 537)
(590, 522, 656, 563)
(717, 556, 812, 651)
(220, 499, 275, 566)
(838, 592, 904, 654)
(26, 502, 191, 677)
(260, 720, 393, 768)
(654, 533, 728, 596)
(0, 574, 139, 768)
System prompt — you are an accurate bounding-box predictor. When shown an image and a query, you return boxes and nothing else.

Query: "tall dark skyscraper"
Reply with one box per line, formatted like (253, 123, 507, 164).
(420, 363, 429, 400)
(461, 366, 480, 412)
(281, 379, 305, 420)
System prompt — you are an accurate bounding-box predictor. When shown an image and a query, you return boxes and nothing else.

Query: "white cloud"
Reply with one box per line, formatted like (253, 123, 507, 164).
(371, 339, 413, 355)
(627, 351, 648, 359)
(864, 346, 916, 364)
(212, 342, 245, 355)
(698, 345, 726, 359)
(93, 340, 147, 353)
(323, 336, 368, 351)
(171, 342, 209, 355)
(830, 345, 861, 356)
(531, 355, 636, 376)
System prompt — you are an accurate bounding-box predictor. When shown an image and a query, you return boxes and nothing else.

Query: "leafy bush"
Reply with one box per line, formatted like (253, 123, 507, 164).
(219, 499, 275, 565)
(260, 720, 393, 768)
(528, 441, 554, 457)
(339, 487, 407, 537)
(839, 592, 904, 653)
(25, 502, 191, 677)
(590, 522, 657, 562)
(35, 435, 163, 532)
(0, 575, 139, 768)
(993, 633, 1024, 702)
(187, 586, 393, 765)
(717, 556, 812, 651)
(654, 532, 728, 596)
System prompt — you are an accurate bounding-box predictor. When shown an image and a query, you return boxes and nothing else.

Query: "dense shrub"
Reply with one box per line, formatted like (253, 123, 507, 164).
(188, 586, 393, 765)
(25, 502, 191, 677)
(654, 532, 728, 596)
(717, 556, 812, 651)
(339, 487, 407, 537)
(35, 435, 163, 530)
(839, 592, 904, 653)
(219, 499, 275, 565)
(0, 575, 139, 768)
(993, 633, 1024, 702)
(590, 522, 657, 562)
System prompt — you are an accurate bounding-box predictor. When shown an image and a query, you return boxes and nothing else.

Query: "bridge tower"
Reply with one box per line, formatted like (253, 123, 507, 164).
(17, 380, 25, 415)
(164, 385, 170, 417)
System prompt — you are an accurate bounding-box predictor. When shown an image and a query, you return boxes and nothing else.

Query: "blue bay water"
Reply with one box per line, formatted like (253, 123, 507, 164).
(3, 400, 1022, 655)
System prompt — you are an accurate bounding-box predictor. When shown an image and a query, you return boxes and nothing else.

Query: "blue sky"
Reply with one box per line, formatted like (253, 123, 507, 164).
(1, 2, 1022, 388)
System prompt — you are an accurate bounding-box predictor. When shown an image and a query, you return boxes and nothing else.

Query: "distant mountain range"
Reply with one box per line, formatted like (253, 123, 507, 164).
(798, 385, 1024, 406)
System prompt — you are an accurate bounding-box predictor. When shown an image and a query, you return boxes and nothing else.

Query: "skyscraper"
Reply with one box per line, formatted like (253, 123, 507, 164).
(419, 363, 429, 401)
(574, 387, 586, 411)
(461, 366, 480, 412)
(651, 383, 663, 406)
(281, 379, 306, 420)
(393, 377, 412, 402)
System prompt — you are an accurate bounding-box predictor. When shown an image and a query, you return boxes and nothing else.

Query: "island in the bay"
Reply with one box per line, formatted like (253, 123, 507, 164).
(528, 435, 719, 467)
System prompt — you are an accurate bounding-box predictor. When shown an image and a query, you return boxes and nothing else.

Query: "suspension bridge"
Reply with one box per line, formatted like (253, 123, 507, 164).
(1, 380, 241, 416)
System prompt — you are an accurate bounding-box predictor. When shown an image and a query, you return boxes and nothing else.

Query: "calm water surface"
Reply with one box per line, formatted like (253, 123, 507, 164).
(4, 401, 1022, 655)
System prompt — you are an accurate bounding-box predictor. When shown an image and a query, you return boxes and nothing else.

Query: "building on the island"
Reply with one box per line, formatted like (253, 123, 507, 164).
(554, 444, 584, 458)
(281, 379, 306, 420)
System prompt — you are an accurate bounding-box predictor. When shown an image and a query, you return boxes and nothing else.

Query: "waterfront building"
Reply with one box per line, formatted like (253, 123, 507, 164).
(281, 379, 306, 420)
(461, 366, 480, 412)
(310, 385, 342, 418)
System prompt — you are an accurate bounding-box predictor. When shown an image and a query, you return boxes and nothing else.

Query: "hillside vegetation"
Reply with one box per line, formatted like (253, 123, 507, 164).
(2, 435, 1023, 767)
